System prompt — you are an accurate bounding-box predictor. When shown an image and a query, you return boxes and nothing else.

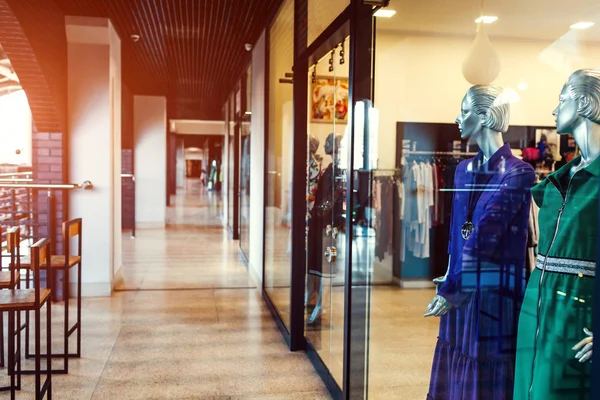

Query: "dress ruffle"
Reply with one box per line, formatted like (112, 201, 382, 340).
(428, 338, 515, 400)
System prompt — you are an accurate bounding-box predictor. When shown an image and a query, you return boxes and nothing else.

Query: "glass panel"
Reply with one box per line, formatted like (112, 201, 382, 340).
(240, 68, 252, 259)
(305, 36, 350, 388)
(363, 2, 599, 399)
(227, 94, 235, 233)
(307, 0, 350, 47)
(264, 0, 294, 329)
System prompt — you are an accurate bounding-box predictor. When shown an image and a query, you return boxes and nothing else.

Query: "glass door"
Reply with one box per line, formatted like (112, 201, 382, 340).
(304, 35, 350, 388)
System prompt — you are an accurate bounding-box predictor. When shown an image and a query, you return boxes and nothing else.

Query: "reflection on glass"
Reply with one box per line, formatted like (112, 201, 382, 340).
(227, 97, 235, 234)
(264, 0, 294, 328)
(305, 36, 350, 387)
(362, 2, 599, 400)
(240, 67, 252, 259)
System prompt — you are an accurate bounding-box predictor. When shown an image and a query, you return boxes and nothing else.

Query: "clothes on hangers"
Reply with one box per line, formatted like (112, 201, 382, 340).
(374, 177, 396, 261)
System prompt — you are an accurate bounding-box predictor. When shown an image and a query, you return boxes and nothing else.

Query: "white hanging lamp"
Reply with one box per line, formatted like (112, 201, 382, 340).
(462, 1, 501, 85)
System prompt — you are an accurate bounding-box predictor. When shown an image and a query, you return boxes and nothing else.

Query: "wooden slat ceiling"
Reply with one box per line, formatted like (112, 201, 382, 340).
(53, 0, 282, 120)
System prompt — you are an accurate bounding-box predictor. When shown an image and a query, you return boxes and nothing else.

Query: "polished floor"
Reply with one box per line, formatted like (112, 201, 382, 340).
(118, 180, 254, 291)
(7, 181, 330, 399)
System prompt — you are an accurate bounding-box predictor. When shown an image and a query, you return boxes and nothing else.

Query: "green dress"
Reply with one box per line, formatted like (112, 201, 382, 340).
(514, 156, 599, 400)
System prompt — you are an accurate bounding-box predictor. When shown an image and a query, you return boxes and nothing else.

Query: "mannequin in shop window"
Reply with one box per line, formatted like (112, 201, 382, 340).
(304, 136, 322, 303)
(306, 133, 343, 325)
(425, 85, 535, 400)
(513, 69, 600, 400)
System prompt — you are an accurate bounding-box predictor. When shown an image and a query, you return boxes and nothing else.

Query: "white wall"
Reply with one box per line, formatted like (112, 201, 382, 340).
(374, 31, 600, 168)
(249, 31, 266, 286)
(134, 96, 167, 226)
(109, 21, 122, 282)
(67, 17, 121, 296)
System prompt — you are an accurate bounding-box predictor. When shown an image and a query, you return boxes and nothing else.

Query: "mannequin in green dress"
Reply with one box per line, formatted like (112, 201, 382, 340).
(514, 69, 600, 400)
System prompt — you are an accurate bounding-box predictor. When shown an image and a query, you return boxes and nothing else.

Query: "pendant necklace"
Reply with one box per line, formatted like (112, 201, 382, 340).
(462, 157, 485, 240)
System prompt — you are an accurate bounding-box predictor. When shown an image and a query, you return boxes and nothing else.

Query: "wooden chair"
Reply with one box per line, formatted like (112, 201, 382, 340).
(0, 227, 22, 369)
(21, 218, 82, 374)
(0, 236, 52, 399)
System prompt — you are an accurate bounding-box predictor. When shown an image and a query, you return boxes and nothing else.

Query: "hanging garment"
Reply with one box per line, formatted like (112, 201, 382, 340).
(526, 200, 539, 274)
(428, 144, 534, 400)
(375, 178, 394, 261)
(514, 155, 599, 400)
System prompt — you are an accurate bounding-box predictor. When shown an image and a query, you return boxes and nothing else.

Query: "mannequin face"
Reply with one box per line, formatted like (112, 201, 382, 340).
(553, 85, 580, 135)
(456, 94, 483, 140)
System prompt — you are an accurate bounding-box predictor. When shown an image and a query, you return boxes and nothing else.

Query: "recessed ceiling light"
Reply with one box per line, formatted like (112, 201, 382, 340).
(517, 82, 528, 91)
(475, 16, 498, 24)
(374, 9, 397, 18)
(570, 21, 595, 30)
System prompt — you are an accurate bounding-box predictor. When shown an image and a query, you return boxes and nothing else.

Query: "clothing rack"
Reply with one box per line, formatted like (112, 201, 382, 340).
(403, 150, 478, 156)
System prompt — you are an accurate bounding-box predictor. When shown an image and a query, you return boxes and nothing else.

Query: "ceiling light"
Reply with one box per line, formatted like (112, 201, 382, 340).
(517, 82, 528, 91)
(475, 16, 498, 24)
(245, 111, 252, 115)
(374, 9, 396, 18)
(570, 22, 595, 30)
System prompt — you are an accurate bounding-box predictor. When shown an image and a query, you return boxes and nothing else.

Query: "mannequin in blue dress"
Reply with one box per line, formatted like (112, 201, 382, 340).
(425, 85, 535, 400)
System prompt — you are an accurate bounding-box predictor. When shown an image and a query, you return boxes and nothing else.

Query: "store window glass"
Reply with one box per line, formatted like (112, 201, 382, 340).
(307, 0, 350, 47)
(240, 67, 252, 260)
(264, 0, 294, 328)
(0, 45, 32, 167)
(358, 1, 599, 399)
(227, 94, 236, 234)
(305, 36, 350, 387)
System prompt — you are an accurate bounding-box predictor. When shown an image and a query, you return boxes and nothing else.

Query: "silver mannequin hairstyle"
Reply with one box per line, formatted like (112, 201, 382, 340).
(466, 85, 510, 133)
(565, 69, 600, 124)
(309, 136, 320, 154)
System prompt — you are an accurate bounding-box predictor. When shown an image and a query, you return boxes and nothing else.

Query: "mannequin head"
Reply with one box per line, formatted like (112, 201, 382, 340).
(309, 136, 320, 155)
(456, 85, 510, 141)
(553, 69, 600, 134)
(325, 133, 342, 156)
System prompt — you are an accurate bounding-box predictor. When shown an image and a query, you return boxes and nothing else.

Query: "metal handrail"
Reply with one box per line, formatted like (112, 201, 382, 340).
(0, 172, 32, 178)
(0, 181, 93, 190)
(0, 178, 33, 183)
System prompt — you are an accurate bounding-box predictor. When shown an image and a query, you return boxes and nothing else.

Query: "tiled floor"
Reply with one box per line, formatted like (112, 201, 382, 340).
(8, 182, 330, 399)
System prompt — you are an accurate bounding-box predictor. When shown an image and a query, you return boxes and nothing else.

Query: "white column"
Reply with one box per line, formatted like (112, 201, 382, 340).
(134, 96, 167, 227)
(249, 31, 266, 286)
(66, 16, 122, 296)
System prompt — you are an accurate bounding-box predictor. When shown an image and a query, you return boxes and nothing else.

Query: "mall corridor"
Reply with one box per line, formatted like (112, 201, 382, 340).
(14, 188, 330, 399)
(3, 0, 600, 398)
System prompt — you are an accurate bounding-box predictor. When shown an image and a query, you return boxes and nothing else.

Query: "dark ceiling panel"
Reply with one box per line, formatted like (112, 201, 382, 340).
(53, 0, 282, 120)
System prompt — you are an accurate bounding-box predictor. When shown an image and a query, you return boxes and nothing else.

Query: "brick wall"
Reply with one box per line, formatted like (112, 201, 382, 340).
(121, 150, 134, 230)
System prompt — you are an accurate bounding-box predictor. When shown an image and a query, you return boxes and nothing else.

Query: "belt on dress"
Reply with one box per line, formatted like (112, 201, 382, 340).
(535, 254, 595, 277)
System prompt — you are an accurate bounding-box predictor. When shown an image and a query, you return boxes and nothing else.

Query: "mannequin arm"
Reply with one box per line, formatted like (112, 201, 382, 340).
(438, 165, 535, 308)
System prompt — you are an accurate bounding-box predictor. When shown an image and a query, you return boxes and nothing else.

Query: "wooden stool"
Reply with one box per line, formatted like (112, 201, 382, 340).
(21, 218, 82, 374)
(0, 236, 52, 399)
(0, 227, 22, 369)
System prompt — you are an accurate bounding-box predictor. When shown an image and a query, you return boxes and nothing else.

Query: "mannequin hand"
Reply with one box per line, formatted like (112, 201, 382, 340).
(573, 327, 593, 363)
(424, 295, 452, 317)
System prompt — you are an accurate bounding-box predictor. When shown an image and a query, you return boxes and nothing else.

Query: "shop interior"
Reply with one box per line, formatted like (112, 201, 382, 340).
(265, 0, 595, 398)
(365, 1, 593, 398)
